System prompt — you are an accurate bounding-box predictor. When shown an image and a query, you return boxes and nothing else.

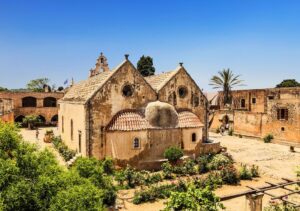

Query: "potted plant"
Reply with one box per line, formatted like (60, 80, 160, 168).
(44, 129, 54, 143)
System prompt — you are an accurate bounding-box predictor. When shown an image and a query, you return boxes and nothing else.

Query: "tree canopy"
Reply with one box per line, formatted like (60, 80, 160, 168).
(0, 121, 115, 210)
(0, 87, 8, 92)
(137, 55, 155, 77)
(26, 78, 50, 92)
(209, 69, 243, 105)
(276, 79, 300, 88)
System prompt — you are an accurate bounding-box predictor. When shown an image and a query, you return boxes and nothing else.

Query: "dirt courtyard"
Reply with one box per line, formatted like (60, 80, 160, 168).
(210, 132, 300, 180)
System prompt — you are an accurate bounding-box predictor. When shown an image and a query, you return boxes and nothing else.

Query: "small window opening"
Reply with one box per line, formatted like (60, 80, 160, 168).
(122, 84, 134, 97)
(192, 133, 197, 142)
(277, 108, 288, 120)
(252, 98, 256, 104)
(240, 99, 246, 108)
(268, 96, 274, 100)
(178, 86, 188, 98)
(133, 138, 140, 149)
(281, 127, 285, 132)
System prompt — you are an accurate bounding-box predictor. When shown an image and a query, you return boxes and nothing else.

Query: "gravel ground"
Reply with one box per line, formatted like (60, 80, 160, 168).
(210, 132, 300, 180)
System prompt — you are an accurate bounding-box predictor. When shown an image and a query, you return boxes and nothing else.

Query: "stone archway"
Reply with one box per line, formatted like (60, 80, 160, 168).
(51, 115, 58, 125)
(15, 115, 25, 123)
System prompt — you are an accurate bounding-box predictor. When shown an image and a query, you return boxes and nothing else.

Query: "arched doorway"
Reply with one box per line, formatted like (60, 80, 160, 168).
(37, 115, 46, 126)
(51, 115, 58, 125)
(15, 115, 25, 127)
(222, 115, 230, 131)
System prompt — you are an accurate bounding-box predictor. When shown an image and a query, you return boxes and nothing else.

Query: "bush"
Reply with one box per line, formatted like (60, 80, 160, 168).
(183, 159, 197, 175)
(208, 154, 232, 170)
(161, 161, 174, 179)
(101, 157, 114, 175)
(0, 122, 113, 210)
(239, 164, 252, 180)
(164, 184, 224, 211)
(220, 165, 240, 185)
(250, 165, 259, 177)
(133, 184, 177, 204)
(264, 202, 297, 211)
(52, 136, 76, 161)
(49, 184, 104, 211)
(164, 146, 183, 163)
(264, 134, 274, 143)
(196, 154, 212, 173)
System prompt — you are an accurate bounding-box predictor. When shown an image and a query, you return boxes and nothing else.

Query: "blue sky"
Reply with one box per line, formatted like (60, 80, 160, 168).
(0, 0, 299, 92)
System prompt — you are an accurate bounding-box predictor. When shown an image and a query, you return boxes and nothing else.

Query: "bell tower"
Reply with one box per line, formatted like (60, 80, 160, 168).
(89, 52, 110, 77)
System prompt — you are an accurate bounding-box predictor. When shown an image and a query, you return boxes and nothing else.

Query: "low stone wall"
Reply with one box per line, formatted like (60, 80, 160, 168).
(199, 142, 221, 154)
(0, 112, 14, 123)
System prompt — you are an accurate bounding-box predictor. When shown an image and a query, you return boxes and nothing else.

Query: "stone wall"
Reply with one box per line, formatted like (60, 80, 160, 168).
(211, 88, 300, 145)
(88, 61, 157, 159)
(157, 68, 208, 141)
(0, 91, 63, 123)
(58, 102, 87, 155)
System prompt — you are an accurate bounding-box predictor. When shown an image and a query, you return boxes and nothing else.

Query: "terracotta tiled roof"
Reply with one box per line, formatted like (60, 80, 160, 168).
(107, 111, 153, 131)
(106, 110, 203, 131)
(178, 111, 204, 128)
(61, 61, 128, 103)
(144, 69, 180, 91)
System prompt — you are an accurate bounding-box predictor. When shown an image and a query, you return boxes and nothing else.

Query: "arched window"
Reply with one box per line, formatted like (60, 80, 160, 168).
(71, 119, 74, 141)
(44, 97, 57, 107)
(22, 97, 37, 107)
(240, 99, 246, 108)
(192, 133, 197, 142)
(133, 138, 140, 149)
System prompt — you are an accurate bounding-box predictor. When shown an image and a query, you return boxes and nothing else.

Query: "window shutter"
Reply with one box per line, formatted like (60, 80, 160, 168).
(285, 109, 288, 120)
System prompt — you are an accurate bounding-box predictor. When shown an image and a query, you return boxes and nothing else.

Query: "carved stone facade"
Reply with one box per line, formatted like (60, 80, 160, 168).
(210, 88, 300, 145)
(0, 92, 64, 125)
(59, 55, 213, 169)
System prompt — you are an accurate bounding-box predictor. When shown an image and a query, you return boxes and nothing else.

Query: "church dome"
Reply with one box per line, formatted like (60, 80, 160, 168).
(145, 101, 178, 128)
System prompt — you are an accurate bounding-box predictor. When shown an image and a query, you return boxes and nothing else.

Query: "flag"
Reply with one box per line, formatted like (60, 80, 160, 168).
(64, 79, 68, 85)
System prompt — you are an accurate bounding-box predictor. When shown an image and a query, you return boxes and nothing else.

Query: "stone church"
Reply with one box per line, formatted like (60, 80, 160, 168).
(59, 53, 216, 169)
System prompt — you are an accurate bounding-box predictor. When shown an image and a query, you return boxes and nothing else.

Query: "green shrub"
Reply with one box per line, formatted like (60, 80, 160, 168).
(264, 202, 297, 211)
(220, 165, 240, 185)
(264, 134, 274, 143)
(208, 154, 232, 170)
(101, 157, 114, 175)
(239, 164, 252, 180)
(196, 154, 212, 173)
(164, 146, 183, 163)
(161, 161, 175, 179)
(164, 184, 224, 211)
(250, 165, 259, 177)
(183, 159, 197, 175)
(133, 184, 177, 204)
(51, 136, 76, 161)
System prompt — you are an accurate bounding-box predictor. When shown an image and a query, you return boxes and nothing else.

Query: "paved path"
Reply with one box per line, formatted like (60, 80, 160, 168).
(20, 127, 66, 166)
(210, 132, 300, 180)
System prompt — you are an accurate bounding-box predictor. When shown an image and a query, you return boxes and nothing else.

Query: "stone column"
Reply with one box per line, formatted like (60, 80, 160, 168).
(246, 193, 264, 211)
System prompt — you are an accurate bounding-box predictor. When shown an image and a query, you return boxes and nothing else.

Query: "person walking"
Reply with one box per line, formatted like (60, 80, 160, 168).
(36, 128, 39, 140)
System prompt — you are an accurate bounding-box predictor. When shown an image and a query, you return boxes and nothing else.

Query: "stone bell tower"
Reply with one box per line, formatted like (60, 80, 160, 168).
(89, 52, 110, 77)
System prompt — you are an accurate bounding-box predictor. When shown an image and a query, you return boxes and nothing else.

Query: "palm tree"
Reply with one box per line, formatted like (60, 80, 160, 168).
(209, 69, 243, 105)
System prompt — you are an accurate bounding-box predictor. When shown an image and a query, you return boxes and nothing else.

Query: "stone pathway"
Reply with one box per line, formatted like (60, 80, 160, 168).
(20, 127, 66, 166)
